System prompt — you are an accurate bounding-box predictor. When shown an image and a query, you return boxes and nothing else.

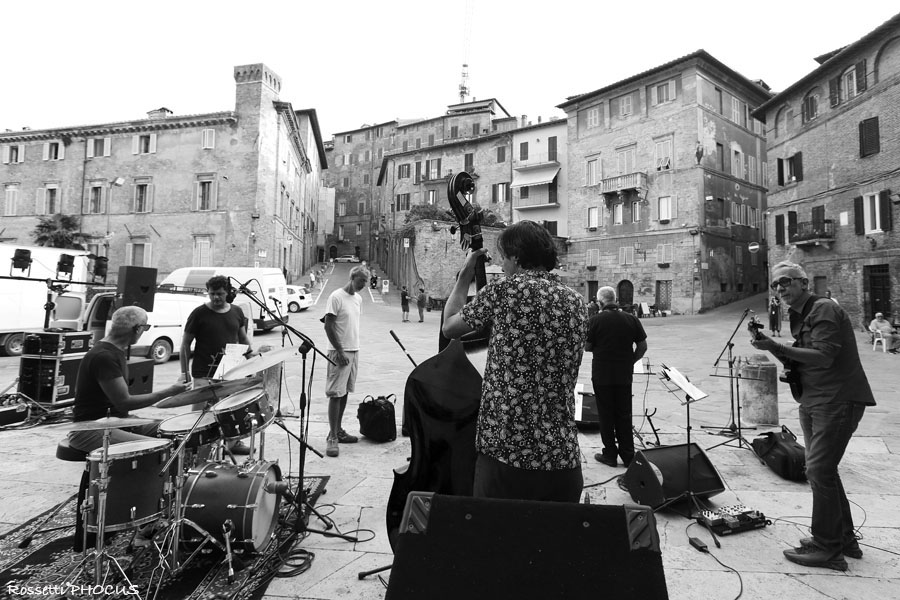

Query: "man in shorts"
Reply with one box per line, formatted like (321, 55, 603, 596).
(323, 265, 370, 457)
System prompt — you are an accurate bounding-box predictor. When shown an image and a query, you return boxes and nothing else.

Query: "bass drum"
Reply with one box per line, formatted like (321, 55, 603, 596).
(181, 460, 282, 553)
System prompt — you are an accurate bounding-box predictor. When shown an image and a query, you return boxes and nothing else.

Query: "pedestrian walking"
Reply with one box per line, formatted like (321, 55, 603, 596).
(400, 285, 410, 322)
(416, 288, 426, 322)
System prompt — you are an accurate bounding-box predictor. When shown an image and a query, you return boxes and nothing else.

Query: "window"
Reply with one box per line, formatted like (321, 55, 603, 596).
(731, 97, 742, 123)
(656, 243, 674, 263)
(36, 185, 60, 215)
(43, 141, 64, 161)
(616, 146, 636, 175)
(426, 158, 441, 180)
(1, 144, 24, 164)
(132, 134, 157, 155)
(450, 125, 458, 138)
(613, 203, 623, 225)
(548, 136, 557, 161)
(4, 185, 19, 216)
(363, 173, 370, 185)
(715, 88, 724, 114)
(398, 164, 411, 179)
(618, 246, 634, 265)
(859, 117, 880, 157)
(658, 196, 674, 221)
(358, 202, 365, 214)
(350, 154, 358, 166)
(520, 187, 529, 199)
(464, 153, 474, 172)
(193, 175, 217, 211)
(519, 142, 529, 161)
(428, 134, 435, 146)
(732, 149, 744, 179)
(356, 224, 362, 236)
(492, 183, 509, 204)
(364, 150, 371, 162)
(651, 80, 675, 105)
(193, 237, 212, 267)
(427, 190, 437, 205)
(402, 140, 408, 152)
(587, 206, 599, 229)
(88, 185, 104, 214)
(776, 153, 803, 185)
(133, 180, 153, 213)
(586, 158, 600, 185)
(338, 202, 346, 217)
(631, 201, 641, 223)
(655, 138, 672, 170)
(378, 148, 383, 160)
(202, 129, 215, 149)
(125, 242, 151, 267)
(716, 143, 725, 171)
(619, 94, 633, 117)
(414, 161, 421, 183)
(802, 92, 819, 123)
(473, 123, 480, 136)
(587, 249, 600, 267)
(587, 106, 600, 128)
(342, 177, 350, 187)
(416, 138, 421, 149)
(345, 135, 352, 143)
(497, 146, 506, 163)
(842, 67, 857, 102)
(830, 61, 868, 106)
(396, 193, 410, 211)
(748, 155, 758, 185)
(856, 192, 892, 234)
(338, 225, 345, 239)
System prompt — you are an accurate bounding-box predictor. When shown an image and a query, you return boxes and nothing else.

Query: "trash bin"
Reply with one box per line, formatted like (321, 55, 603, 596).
(740, 355, 778, 426)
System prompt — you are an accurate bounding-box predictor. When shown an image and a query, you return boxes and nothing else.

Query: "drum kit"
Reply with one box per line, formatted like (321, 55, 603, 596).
(67, 369, 292, 591)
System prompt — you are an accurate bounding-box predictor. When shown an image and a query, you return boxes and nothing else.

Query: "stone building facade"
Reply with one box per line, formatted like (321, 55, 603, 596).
(0, 63, 328, 284)
(754, 12, 900, 327)
(559, 50, 771, 314)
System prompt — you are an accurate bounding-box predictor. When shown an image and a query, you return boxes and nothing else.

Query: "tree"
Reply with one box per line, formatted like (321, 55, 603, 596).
(32, 214, 87, 249)
(403, 204, 454, 224)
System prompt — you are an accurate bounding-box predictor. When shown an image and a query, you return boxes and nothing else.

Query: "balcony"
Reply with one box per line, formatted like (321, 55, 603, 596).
(790, 219, 835, 249)
(513, 152, 560, 170)
(600, 172, 648, 198)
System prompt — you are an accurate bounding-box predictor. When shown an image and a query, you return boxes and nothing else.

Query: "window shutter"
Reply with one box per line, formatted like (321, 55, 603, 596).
(855, 60, 867, 92)
(794, 152, 803, 181)
(149, 134, 157, 154)
(211, 180, 218, 210)
(775, 214, 785, 245)
(59, 143, 65, 160)
(35, 188, 46, 215)
(42, 143, 50, 161)
(787, 211, 797, 241)
(853, 196, 864, 235)
(656, 244, 664, 260)
(437, 158, 442, 177)
(147, 184, 154, 213)
(829, 77, 840, 107)
(506, 184, 511, 203)
(880, 190, 892, 232)
(86, 139, 95, 159)
(17, 146, 24, 163)
(668, 80, 675, 101)
(650, 85, 658, 107)
(125, 243, 133, 265)
(1, 146, 8, 164)
(491, 184, 498, 203)
(193, 182, 200, 211)
(777, 159, 784, 186)
(132, 136, 139, 154)
(618, 247, 626, 264)
(143, 244, 153, 268)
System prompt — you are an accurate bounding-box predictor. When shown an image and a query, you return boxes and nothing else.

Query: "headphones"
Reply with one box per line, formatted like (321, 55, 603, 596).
(226, 285, 237, 304)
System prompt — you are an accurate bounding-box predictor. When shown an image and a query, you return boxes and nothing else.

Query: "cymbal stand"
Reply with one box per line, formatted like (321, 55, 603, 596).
(65, 427, 136, 588)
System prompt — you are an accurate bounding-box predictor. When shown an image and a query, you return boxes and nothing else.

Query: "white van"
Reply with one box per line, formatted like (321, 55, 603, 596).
(159, 267, 289, 332)
(82, 290, 255, 364)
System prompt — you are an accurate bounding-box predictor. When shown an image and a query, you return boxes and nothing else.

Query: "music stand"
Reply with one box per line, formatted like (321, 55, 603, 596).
(632, 358, 661, 448)
(655, 364, 713, 520)
(703, 308, 758, 454)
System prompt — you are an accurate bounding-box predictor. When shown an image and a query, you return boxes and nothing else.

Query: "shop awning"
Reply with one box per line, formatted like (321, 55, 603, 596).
(510, 166, 560, 188)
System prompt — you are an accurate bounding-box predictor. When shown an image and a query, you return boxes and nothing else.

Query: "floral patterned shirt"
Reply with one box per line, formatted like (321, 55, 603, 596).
(460, 269, 586, 470)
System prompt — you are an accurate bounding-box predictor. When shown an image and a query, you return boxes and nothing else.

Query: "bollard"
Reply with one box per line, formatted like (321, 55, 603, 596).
(740, 354, 779, 426)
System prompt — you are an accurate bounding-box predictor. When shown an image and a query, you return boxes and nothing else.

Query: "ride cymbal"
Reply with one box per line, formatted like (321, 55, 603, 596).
(222, 346, 306, 380)
(70, 416, 157, 431)
(156, 376, 262, 409)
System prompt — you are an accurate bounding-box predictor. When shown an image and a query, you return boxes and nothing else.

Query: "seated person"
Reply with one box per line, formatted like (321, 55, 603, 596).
(68, 306, 188, 453)
(868, 312, 897, 353)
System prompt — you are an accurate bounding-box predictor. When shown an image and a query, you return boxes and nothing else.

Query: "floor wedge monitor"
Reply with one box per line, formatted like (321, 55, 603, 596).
(386, 492, 669, 600)
(623, 443, 725, 509)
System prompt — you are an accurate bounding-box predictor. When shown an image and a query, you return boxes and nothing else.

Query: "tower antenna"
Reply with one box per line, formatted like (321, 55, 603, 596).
(458, 0, 473, 103)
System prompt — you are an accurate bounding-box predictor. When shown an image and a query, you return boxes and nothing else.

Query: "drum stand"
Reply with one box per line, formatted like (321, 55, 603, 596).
(65, 428, 137, 588)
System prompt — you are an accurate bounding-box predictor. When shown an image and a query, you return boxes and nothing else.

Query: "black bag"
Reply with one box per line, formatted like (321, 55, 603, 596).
(357, 394, 397, 442)
(752, 425, 806, 481)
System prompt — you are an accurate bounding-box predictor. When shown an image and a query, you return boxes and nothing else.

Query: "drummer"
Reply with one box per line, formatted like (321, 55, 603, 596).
(68, 306, 189, 453)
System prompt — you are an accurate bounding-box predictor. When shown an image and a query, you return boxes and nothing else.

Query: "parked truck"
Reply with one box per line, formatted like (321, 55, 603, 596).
(0, 243, 92, 356)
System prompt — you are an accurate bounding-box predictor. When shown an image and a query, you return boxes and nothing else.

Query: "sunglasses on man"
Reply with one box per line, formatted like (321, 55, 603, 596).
(770, 277, 803, 290)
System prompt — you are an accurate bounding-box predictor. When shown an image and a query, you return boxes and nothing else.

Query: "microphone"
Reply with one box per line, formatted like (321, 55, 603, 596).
(268, 296, 282, 305)
(264, 480, 296, 504)
(232, 277, 254, 293)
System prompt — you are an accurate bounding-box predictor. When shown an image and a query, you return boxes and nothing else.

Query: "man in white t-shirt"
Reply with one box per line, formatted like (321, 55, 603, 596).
(322, 265, 370, 457)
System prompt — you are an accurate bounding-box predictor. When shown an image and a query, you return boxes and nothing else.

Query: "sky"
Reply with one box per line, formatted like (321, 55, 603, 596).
(2, 1, 898, 139)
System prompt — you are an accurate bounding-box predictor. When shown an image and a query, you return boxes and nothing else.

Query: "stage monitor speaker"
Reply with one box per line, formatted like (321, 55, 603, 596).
(117, 266, 157, 312)
(126, 358, 154, 395)
(623, 443, 725, 509)
(386, 492, 669, 600)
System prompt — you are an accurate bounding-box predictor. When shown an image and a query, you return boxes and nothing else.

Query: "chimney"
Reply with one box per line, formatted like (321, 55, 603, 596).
(538, 116, 542, 123)
(520, 114, 527, 127)
(147, 107, 173, 120)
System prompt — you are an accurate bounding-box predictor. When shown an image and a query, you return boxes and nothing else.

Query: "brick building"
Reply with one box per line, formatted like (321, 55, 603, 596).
(754, 12, 900, 327)
(559, 50, 771, 314)
(0, 63, 328, 284)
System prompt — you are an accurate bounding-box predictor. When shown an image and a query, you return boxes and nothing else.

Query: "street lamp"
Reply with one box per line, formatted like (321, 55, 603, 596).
(106, 177, 125, 252)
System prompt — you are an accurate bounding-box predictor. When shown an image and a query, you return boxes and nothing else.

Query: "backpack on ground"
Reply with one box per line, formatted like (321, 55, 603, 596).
(751, 425, 806, 481)
(357, 394, 397, 442)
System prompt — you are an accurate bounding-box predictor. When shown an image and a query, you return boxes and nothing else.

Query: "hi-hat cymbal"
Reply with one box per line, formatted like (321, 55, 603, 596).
(155, 376, 262, 409)
(222, 346, 306, 380)
(70, 416, 157, 431)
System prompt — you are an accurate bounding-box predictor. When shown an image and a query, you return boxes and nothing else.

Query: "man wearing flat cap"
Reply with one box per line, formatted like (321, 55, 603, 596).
(750, 260, 875, 571)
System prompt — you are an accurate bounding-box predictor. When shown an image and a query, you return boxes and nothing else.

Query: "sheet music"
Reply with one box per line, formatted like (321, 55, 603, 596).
(659, 364, 708, 401)
(213, 344, 250, 379)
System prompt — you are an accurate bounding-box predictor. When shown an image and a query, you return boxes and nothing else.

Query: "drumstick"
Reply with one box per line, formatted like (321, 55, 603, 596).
(390, 330, 418, 368)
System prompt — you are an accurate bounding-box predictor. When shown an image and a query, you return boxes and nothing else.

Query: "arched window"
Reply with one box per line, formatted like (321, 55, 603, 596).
(774, 107, 788, 138)
(841, 66, 858, 102)
(802, 87, 821, 123)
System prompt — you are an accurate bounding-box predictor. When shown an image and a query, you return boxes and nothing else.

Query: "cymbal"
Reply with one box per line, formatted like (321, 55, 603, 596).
(156, 376, 262, 409)
(71, 416, 157, 431)
(222, 346, 306, 380)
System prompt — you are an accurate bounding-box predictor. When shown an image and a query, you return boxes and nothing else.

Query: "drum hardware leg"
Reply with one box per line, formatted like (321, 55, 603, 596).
(18, 494, 72, 548)
(221, 519, 245, 584)
(270, 417, 324, 459)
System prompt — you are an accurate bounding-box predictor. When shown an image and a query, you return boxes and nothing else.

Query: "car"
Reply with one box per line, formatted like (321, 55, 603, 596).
(334, 255, 360, 263)
(286, 285, 312, 312)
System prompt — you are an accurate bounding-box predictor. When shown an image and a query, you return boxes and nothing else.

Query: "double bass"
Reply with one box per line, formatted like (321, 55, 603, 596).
(385, 172, 488, 548)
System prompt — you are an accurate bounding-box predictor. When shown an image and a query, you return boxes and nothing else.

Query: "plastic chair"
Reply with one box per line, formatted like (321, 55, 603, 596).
(872, 330, 887, 352)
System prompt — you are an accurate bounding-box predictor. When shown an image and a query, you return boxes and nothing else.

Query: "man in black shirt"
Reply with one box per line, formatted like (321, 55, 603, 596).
(68, 306, 187, 452)
(584, 286, 647, 468)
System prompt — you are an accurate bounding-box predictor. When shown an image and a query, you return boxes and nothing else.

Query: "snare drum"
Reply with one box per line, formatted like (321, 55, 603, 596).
(212, 387, 273, 440)
(181, 460, 282, 552)
(86, 439, 173, 532)
(158, 411, 221, 448)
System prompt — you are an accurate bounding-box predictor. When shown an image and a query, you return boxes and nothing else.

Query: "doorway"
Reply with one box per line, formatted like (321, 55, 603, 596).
(587, 281, 598, 303)
(617, 280, 634, 310)
(655, 280, 672, 311)
(865, 264, 891, 320)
